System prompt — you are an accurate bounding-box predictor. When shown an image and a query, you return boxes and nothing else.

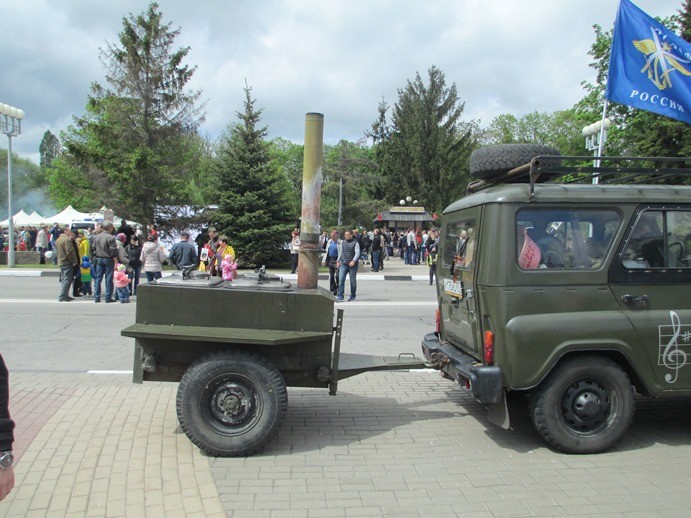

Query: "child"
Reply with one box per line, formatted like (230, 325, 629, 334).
(426, 245, 438, 286)
(221, 254, 238, 281)
(114, 263, 131, 303)
(80, 256, 93, 298)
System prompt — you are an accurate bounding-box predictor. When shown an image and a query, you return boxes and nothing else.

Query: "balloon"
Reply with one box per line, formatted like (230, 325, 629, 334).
(44, 250, 53, 259)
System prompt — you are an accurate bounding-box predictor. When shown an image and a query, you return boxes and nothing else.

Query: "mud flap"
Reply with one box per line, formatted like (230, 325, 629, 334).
(487, 390, 509, 429)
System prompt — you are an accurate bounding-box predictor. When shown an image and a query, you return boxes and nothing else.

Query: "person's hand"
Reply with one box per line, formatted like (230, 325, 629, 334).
(0, 467, 15, 501)
(349, 261, 355, 267)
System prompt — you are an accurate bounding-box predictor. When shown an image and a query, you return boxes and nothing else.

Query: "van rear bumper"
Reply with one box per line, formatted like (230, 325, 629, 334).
(421, 332, 503, 404)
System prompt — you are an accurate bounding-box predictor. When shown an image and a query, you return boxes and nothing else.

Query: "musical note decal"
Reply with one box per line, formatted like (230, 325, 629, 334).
(658, 311, 690, 384)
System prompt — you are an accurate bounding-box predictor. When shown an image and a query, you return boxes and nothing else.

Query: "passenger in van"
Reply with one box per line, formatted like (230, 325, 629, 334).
(622, 214, 663, 268)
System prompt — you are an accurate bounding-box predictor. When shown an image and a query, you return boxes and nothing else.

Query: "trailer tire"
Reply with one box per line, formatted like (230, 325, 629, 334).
(176, 351, 288, 457)
(470, 144, 561, 179)
(529, 356, 634, 454)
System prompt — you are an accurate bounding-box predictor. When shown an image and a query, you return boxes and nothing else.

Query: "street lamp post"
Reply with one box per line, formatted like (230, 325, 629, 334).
(582, 118, 611, 185)
(0, 103, 25, 268)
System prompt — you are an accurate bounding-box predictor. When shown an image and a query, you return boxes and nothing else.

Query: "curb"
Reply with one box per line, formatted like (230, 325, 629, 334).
(0, 270, 430, 281)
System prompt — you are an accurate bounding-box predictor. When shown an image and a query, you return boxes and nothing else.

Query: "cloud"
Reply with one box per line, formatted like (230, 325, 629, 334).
(0, 0, 682, 160)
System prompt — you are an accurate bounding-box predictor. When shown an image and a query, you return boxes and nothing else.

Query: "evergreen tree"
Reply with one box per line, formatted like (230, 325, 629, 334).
(213, 83, 295, 268)
(369, 66, 477, 213)
(38, 131, 61, 170)
(47, 2, 205, 221)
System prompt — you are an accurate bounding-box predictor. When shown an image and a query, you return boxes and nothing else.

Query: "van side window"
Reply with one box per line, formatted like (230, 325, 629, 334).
(517, 209, 621, 270)
(622, 210, 691, 269)
(442, 220, 476, 270)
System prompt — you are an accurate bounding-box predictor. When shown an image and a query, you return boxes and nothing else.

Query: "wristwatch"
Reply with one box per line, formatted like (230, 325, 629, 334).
(0, 452, 13, 470)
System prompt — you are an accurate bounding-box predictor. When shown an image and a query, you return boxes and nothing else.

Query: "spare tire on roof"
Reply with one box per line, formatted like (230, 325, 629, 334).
(470, 143, 561, 180)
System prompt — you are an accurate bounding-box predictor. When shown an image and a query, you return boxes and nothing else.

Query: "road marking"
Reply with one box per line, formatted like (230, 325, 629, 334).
(336, 301, 437, 306)
(87, 370, 133, 375)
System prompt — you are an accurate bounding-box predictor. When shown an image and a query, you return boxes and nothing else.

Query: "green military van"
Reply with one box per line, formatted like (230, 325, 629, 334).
(422, 144, 691, 453)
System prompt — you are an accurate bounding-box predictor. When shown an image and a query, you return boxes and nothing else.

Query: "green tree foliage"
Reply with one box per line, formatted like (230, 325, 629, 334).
(368, 66, 479, 214)
(39, 131, 61, 170)
(212, 84, 295, 268)
(483, 109, 589, 157)
(46, 2, 205, 222)
(268, 137, 303, 209)
(320, 140, 379, 230)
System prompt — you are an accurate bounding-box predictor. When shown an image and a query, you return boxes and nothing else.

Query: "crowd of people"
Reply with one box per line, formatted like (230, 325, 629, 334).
(315, 226, 440, 301)
(4, 220, 442, 301)
(47, 221, 241, 302)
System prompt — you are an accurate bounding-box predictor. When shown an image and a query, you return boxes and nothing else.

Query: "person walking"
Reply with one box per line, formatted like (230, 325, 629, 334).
(336, 229, 361, 302)
(56, 226, 78, 302)
(371, 228, 383, 272)
(321, 229, 340, 295)
(140, 233, 167, 283)
(91, 222, 118, 303)
(36, 225, 49, 264)
(169, 232, 198, 270)
(126, 236, 142, 296)
(290, 229, 300, 274)
(426, 245, 438, 285)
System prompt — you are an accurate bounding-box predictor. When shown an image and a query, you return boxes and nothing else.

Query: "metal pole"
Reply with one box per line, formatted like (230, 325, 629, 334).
(297, 113, 324, 289)
(6, 131, 15, 268)
(593, 100, 609, 185)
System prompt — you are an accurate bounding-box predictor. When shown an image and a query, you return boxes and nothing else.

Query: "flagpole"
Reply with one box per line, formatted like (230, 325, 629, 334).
(595, 99, 609, 163)
(592, 99, 610, 185)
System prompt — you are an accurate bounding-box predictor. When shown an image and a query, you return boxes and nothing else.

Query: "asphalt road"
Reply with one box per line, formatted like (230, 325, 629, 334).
(0, 275, 437, 372)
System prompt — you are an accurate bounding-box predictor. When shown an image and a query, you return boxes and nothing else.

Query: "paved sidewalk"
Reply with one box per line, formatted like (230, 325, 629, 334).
(3, 370, 691, 517)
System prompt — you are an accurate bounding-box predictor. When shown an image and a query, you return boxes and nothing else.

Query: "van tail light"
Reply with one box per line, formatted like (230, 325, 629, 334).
(435, 308, 441, 335)
(483, 331, 494, 365)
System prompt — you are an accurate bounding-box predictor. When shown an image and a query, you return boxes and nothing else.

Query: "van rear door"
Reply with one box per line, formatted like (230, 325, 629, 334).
(438, 210, 482, 356)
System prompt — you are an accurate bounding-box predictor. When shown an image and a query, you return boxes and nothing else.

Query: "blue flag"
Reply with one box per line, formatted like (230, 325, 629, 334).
(605, 0, 691, 124)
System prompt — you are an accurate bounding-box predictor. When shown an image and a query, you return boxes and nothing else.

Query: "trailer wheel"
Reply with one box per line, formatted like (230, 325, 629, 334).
(529, 356, 634, 454)
(470, 143, 561, 179)
(176, 351, 288, 457)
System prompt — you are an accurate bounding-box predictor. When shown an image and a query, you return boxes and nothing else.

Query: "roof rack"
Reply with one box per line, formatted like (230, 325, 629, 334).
(466, 155, 691, 198)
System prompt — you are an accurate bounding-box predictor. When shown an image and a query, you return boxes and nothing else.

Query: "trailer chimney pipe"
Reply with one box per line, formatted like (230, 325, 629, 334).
(297, 113, 324, 289)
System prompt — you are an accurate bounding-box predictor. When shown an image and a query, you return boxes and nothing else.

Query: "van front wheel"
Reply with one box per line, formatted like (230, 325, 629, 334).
(529, 356, 634, 454)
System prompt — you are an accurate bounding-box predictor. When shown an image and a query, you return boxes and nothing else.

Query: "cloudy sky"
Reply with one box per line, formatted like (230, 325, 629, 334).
(1, 0, 683, 163)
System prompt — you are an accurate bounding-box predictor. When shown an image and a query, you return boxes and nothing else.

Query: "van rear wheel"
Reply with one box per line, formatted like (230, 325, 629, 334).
(529, 356, 634, 454)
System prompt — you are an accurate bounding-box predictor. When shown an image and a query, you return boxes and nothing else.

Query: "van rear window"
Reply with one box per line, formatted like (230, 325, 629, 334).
(442, 220, 476, 270)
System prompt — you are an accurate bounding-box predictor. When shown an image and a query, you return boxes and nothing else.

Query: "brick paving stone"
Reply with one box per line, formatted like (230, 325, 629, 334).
(2, 363, 691, 517)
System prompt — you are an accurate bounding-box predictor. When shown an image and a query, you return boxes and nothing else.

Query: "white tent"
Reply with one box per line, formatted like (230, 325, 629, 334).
(26, 211, 47, 226)
(43, 205, 92, 225)
(0, 209, 30, 227)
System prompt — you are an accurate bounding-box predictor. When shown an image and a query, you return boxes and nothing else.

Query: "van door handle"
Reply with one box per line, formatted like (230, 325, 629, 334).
(621, 294, 648, 305)
(465, 289, 475, 315)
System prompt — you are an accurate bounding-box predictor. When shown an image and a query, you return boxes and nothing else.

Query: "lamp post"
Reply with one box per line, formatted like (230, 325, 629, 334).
(0, 103, 25, 268)
(582, 118, 611, 185)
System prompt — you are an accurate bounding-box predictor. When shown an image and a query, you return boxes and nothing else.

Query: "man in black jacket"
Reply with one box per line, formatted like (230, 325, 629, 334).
(0, 354, 15, 501)
(169, 232, 199, 270)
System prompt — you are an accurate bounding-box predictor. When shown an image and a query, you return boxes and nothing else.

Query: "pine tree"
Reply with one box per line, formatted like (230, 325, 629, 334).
(370, 66, 476, 212)
(48, 2, 205, 221)
(213, 83, 295, 268)
(39, 131, 61, 170)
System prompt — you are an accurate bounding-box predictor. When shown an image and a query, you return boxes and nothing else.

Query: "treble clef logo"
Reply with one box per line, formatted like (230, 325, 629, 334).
(662, 311, 687, 383)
